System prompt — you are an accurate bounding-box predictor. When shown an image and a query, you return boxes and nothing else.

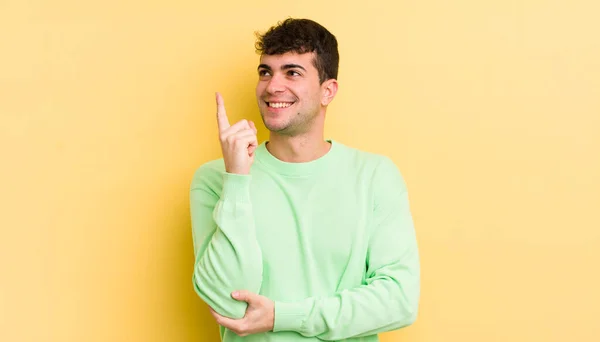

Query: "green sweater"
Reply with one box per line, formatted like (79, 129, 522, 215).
(190, 140, 420, 341)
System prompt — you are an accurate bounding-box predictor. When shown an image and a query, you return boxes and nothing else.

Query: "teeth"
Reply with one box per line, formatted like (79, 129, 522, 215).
(269, 102, 293, 108)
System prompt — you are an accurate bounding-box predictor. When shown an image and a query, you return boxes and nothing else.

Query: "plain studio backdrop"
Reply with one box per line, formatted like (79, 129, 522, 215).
(1, 1, 599, 341)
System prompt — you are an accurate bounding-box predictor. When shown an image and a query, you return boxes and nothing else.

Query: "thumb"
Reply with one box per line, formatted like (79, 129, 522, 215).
(231, 290, 255, 303)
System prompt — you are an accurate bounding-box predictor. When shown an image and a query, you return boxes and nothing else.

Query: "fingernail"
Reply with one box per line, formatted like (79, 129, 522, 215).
(232, 291, 239, 298)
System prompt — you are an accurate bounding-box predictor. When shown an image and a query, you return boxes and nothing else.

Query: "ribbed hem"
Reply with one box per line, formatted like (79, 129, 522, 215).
(273, 301, 308, 332)
(221, 173, 251, 203)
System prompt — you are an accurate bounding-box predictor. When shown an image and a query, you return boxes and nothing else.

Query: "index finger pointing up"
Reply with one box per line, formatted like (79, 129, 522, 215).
(215, 92, 230, 131)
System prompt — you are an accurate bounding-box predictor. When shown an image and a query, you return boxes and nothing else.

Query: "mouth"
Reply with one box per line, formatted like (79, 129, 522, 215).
(265, 101, 295, 109)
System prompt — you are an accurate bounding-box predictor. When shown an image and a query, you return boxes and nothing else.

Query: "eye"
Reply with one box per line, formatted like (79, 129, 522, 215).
(258, 69, 271, 77)
(287, 70, 301, 76)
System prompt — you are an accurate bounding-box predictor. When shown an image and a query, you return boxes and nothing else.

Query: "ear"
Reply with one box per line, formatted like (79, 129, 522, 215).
(321, 79, 338, 106)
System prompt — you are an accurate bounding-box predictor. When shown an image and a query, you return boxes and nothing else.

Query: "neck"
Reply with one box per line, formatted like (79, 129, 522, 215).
(266, 127, 331, 163)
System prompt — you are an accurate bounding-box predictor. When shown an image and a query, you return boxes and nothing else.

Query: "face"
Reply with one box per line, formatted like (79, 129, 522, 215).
(255, 52, 330, 136)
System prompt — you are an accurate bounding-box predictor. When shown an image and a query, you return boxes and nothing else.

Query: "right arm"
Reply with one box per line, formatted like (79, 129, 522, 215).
(191, 92, 262, 319)
(190, 166, 262, 319)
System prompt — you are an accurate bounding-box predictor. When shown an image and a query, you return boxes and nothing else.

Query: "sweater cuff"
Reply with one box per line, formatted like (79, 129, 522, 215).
(221, 172, 251, 203)
(273, 301, 308, 333)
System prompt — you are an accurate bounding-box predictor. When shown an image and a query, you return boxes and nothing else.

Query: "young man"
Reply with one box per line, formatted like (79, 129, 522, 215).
(190, 18, 420, 341)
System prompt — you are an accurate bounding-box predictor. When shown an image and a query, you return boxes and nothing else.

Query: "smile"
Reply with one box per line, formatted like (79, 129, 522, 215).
(267, 102, 294, 108)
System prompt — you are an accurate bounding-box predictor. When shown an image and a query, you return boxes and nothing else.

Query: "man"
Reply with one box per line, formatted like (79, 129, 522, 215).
(190, 18, 420, 341)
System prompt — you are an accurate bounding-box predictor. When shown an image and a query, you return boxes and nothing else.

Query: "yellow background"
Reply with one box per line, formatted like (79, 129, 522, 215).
(1, 0, 599, 341)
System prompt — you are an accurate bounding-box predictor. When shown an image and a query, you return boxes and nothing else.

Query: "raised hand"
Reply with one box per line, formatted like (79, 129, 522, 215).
(216, 92, 258, 175)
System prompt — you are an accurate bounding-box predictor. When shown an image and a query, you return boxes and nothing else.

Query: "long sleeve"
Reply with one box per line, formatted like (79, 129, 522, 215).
(272, 157, 420, 340)
(190, 163, 263, 319)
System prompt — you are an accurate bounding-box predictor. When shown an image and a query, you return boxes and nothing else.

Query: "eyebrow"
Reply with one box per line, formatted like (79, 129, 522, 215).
(257, 63, 307, 72)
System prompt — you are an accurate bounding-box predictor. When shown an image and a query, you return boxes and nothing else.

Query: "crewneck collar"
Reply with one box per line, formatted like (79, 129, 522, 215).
(255, 139, 340, 177)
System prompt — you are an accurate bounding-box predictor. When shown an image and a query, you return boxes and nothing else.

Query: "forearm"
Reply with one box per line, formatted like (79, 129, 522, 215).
(191, 172, 263, 319)
(273, 259, 419, 340)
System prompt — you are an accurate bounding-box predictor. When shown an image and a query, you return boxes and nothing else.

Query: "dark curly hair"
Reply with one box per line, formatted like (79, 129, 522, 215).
(255, 18, 339, 84)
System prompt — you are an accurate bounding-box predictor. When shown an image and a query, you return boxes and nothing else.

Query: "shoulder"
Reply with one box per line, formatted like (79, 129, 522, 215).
(334, 140, 407, 191)
(334, 140, 402, 175)
(190, 158, 226, 190)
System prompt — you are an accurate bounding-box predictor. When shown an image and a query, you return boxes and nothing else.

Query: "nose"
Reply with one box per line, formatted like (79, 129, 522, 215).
(266, 74, 285, 94)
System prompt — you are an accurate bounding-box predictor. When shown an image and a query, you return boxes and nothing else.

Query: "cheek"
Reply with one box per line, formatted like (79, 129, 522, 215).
(256, 82, 266, 97)
(312, 89, 324, 106)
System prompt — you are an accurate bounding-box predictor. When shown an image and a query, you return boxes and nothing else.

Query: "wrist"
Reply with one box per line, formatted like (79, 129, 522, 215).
(225, 168, 250, 175)
(221, 172, 252, 203)
(273, 301, 307, 333)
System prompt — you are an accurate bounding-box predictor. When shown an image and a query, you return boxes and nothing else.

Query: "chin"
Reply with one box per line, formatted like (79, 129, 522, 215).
(265, 123, 289, 133)
(262, 121, 290, 134)
(262, 117, 286, 130)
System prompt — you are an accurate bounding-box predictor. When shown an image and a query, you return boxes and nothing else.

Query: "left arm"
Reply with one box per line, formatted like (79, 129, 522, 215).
(272, 157, 420, 340)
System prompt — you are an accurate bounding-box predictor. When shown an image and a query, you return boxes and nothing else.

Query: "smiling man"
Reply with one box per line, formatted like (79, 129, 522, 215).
(190, 18, 420, 341)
